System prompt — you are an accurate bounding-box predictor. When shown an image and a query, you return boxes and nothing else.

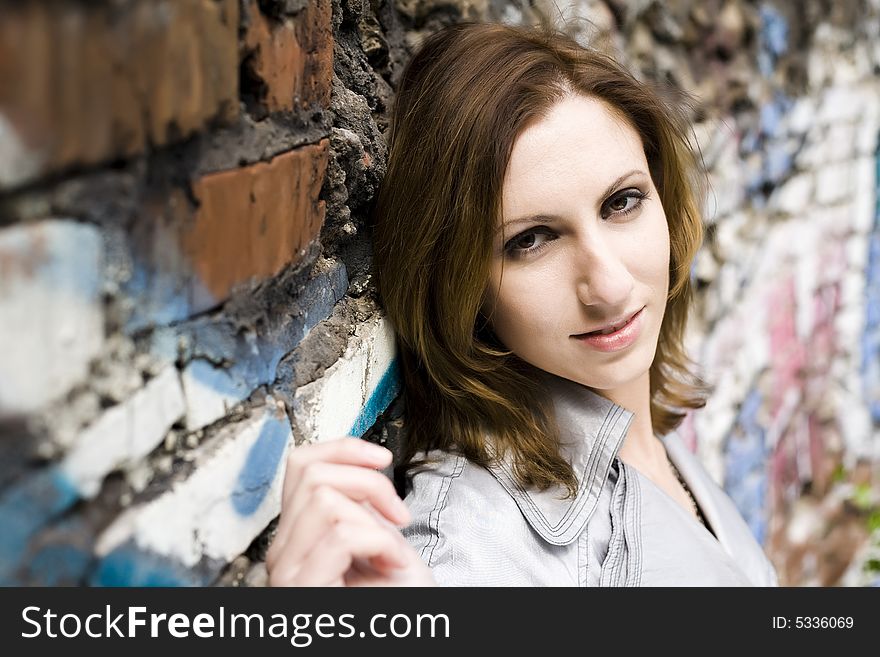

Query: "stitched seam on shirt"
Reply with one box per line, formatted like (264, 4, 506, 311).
(572, 404, 625, 533)
(600, 463, 626, 586)
(579, 525, 589, 587)
(610, 465, 628, 586)
(497, 405, 619, 537)
(617, 465, 632, 586)
(422, 454, 466, 567)
(582, 405, 621, 500)
(497, 405, 614, 527)
(626, 470, 643, 587)
(577, 406, 627, 539)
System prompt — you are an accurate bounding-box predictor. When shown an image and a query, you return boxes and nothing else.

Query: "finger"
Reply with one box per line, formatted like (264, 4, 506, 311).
(269, 485, 404, 574)
(344, 557, 402, 587)
(281, 437, 392, 503)
(344, 558, 421, 587)
(268, 497, 372, 586)
(274, 437, 392, 545)
(268, 468, 408, 572)
(284, 460, 408, 526)
(271, 462, 409, 564)
(274, 520, 407, 587)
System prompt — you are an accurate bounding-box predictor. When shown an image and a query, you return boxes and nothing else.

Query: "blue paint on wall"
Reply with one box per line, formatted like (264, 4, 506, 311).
(741, 91, 796, 197)
(759, 95, 787, 141)
(0, 467, 80, 583)
(26, 544, 92, 586)
(723, 387, 770, 545)
(862, 134, 880, 421)
(764, 142, 794, 184)
(758, 3, 788, 77)
(153, 260, 349, 430)
(232, 415, 291, 516)
(91, 544, 203, 587)
(188, 357, 251, 403)
(348, 359, 401, 438)
(124, 260, 197, 334)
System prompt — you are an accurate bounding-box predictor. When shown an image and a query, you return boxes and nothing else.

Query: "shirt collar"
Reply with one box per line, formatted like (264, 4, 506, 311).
(486, 372, 635, 545)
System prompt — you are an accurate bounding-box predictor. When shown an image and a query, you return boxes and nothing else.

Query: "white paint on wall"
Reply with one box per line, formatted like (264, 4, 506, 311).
(95, 405, 292, 567)
(180, 359, 248, 431)
(60, 366, 185, 498)
(0, 219, 104, 415)
(290, 316, 396, 444)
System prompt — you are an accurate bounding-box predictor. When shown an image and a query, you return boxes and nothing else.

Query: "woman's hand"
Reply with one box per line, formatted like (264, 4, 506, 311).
(265, 437, 436, 586)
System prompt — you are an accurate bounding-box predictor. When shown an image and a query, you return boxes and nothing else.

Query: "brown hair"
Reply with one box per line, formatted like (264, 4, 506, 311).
(371, 21, 711, 497)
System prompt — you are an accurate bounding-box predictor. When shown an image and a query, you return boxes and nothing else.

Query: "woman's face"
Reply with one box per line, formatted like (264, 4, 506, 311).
(483, 94, 670, 400)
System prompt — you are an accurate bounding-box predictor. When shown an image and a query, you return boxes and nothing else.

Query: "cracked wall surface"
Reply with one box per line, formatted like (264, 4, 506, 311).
(1, 0, 878, 586)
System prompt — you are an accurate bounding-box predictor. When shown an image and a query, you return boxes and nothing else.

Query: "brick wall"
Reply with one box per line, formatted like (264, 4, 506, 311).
(0, 0, 342, 586)
(0, 0, 878, 586)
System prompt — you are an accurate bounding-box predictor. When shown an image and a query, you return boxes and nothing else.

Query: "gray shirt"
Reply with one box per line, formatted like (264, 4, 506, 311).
(402, 375, 779, 586)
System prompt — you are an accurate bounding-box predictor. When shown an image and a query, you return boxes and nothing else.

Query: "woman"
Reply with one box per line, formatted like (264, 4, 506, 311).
(265, 21, 779, 586)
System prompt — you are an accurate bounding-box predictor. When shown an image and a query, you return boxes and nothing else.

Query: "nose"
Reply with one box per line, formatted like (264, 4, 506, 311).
(572, 231, 635, 310)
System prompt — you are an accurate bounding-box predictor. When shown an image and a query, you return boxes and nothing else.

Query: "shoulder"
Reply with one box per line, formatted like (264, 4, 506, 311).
(400, 450, 546, 586)
(401, 449, 522, 553)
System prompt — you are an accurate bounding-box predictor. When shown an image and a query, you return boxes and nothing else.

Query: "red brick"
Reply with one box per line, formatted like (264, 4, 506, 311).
(0, 0, 239, 190)
(242, 0, 332, 113)
(181, 140, 330, 305)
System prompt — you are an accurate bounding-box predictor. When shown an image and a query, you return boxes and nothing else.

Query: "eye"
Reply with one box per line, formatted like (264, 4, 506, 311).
(503, 227, 557, 259)
(602, 188, 649, 218)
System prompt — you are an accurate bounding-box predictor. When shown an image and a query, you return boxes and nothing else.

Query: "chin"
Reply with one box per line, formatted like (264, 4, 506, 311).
(562, 358, 652, 393)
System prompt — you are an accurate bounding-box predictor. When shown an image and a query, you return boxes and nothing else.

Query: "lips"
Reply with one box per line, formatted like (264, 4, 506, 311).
(590, 319, 630, 336)
(577, 307, 644, 337)
(572, 306, 645, 352)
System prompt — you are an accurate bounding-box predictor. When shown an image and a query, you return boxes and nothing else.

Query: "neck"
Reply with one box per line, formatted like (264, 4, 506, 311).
(594, 371, 667, 467)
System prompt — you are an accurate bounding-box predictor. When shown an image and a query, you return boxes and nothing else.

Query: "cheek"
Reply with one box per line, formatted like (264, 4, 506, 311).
(638, 213, 671, 287)
(486, 272, 557, 343)
(493, 284, 533, 335)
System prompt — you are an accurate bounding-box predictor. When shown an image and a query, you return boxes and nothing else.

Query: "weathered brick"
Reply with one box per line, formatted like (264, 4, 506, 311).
(183, 140, 330, 308)
(815, 162, 853, 206)
(181, 360, 250, 431)
(768, 172, 813, 215)
(290, 315, 400, 443)
(15, 475, 127, 586)
(817, 85, 866, 125)
(0, 220, 103, 414)
(124, 187, 203, 331)
(242, 0, 333, 115)
(0, 0, 239, 190)
(60, 366, 185, 498)
(94, 404, 292, 578)
(124, 140, 330, 330)
(90, 540, 219, 586)
(0, 366, 184, 583)
(0, 467, 80, 584)
(723, 389, 770, 544)
(173, 256, 348, 431)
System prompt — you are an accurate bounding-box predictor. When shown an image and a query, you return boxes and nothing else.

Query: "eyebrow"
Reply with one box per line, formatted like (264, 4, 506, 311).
(496, 168, 649, 235)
